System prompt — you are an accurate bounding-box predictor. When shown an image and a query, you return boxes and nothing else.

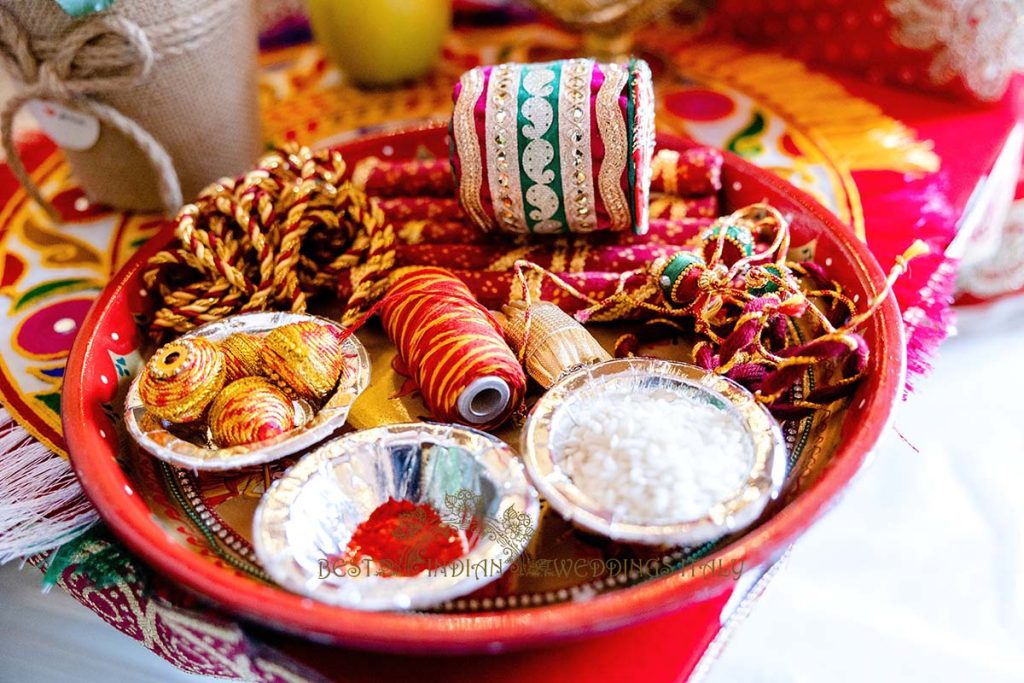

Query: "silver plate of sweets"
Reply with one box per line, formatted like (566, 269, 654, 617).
(521, 357, 787, 546)
(124, 311, 370, 471)
(253, 423, 540, 611)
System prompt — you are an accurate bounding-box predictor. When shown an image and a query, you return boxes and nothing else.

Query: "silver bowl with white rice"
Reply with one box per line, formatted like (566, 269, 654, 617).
(520, 357, 787, 546)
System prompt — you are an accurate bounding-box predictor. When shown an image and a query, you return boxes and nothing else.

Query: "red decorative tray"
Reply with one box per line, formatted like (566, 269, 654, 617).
(63, 124, 904, 654)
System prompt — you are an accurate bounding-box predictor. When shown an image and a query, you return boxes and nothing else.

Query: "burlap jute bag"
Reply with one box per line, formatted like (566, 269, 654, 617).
(0, 0, 260, 215)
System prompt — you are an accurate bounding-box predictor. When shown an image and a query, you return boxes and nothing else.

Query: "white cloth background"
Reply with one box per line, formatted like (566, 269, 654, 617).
(706, 307, 1024, 683)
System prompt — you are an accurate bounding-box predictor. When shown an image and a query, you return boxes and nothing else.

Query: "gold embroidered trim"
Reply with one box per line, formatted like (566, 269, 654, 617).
(888, 0, 1024, 102)
(558, 59, 597, 233)
(631, 60, 656, 234)
(595, 63, 631, 232)
(485, 63, 529, 233)
(453, 67, 491, 231)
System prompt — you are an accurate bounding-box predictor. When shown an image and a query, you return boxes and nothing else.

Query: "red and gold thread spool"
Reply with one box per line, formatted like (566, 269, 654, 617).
(138, 337, 226, 423)
(209, 377, 295, 446)
(378, 267, 526, 430)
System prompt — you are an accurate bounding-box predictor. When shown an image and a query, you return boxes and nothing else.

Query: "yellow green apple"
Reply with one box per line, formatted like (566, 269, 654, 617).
(308, 0, 452, 87)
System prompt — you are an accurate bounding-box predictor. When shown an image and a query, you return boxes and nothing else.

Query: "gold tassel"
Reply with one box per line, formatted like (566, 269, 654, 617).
(498, 301, 611, 388)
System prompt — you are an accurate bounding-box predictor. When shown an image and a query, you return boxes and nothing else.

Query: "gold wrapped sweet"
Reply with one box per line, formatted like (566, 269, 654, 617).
(209, 377, 295, 446)
(219, 332, 264, 381)
(261, 321, 347, 401)
(499, 301, 611, 388)
(138, 337, 226, 423)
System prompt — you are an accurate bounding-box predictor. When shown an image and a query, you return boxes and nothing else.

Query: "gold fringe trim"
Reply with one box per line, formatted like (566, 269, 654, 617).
(674, 42, 940, 174)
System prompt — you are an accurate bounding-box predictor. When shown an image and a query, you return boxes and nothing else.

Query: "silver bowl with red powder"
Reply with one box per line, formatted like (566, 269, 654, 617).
(252, 423, 540, 611)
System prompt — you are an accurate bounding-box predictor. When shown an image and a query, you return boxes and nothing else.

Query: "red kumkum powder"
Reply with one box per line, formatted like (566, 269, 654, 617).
(343, 498, 465, 576)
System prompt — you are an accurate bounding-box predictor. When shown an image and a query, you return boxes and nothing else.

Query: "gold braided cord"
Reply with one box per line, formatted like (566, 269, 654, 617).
(143, 144, 396, 336)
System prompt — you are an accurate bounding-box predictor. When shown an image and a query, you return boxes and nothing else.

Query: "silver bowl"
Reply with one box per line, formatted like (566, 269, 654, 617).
(252, 423, 540, 611)
(124, 311, 370, 471)
(521, 357, 787, 545)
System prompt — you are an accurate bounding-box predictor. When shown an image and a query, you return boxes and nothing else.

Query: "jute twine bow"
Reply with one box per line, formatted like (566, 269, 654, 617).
(0, 6, 182, 220)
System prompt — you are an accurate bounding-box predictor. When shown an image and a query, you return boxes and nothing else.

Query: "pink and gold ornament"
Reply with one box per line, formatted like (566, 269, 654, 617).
(653, 251, 706, 308)
(138, 337, 226, 423)
(513, 203, 925, 418)
(209, 377, 295, 447)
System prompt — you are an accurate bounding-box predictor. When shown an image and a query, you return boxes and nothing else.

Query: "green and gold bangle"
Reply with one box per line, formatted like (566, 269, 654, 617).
(450, 58, 655, 235)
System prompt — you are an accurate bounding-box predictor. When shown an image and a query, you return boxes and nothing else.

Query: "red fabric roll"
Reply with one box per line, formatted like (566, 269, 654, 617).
(393, 216, 713, 247)
(650, 147, 723, 197)
(377, 197, 466, 222)
(450, 269, 655, 314)
(397, 242, 679, 273)
(395, 220, 483, 245)
(649, 194, 719, 220)
(352, 158, 454, 197)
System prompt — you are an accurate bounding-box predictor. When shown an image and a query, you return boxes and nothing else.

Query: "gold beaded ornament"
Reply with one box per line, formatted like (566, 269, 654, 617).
(219, 333, 264, 382)
(138, 337, 226, 423)
(209, 377, 295, 447)
(261, 321, 347, 401)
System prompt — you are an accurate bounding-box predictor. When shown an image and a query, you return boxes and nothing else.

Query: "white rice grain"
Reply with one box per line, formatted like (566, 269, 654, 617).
(558, 389, 753, 524)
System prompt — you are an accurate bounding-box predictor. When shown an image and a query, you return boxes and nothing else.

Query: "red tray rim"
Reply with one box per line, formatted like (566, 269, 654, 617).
(63, 124, 906, 654)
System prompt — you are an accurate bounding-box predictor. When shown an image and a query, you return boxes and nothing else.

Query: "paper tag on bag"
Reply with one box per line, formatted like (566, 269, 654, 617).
(27, 100, 100, 151)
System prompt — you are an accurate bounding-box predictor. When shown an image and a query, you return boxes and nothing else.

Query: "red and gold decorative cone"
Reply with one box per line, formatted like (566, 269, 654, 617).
(138, 337, 226, 423)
